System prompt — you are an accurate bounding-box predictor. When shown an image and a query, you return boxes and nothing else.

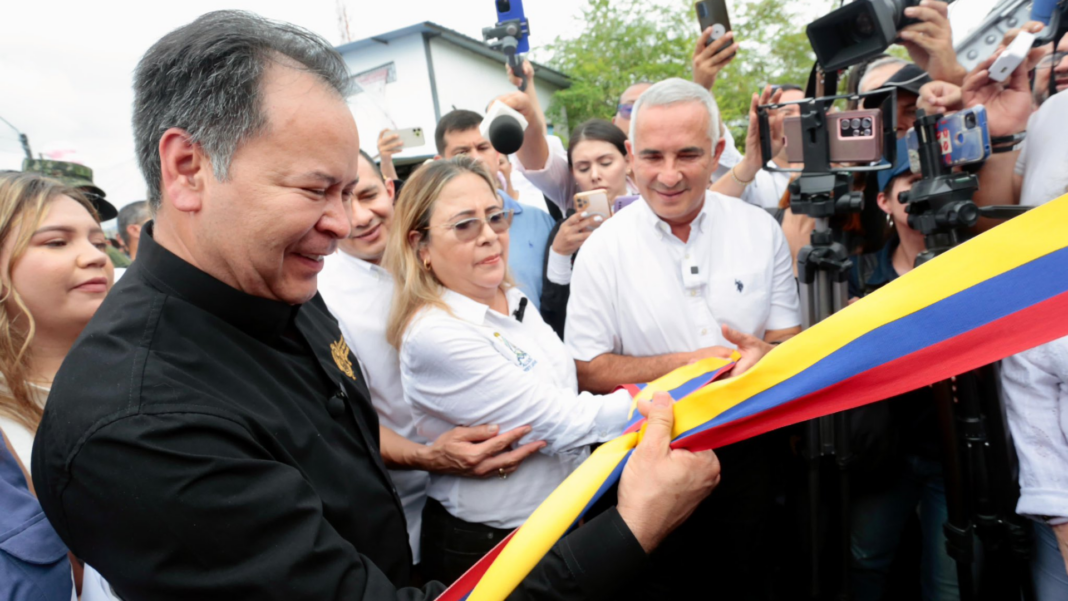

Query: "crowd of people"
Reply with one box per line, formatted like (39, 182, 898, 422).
(1, 3, 1066, 600)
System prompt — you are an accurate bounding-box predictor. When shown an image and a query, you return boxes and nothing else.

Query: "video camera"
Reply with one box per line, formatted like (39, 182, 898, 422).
(807, 0, 921, 73)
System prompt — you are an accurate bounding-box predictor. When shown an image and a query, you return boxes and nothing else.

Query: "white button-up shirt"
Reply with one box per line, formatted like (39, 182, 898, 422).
(317, 251, 429, 562)
(566, 191, 801, 361)
(399, 287, 631, 529)
(1000, 336, 1068, 523)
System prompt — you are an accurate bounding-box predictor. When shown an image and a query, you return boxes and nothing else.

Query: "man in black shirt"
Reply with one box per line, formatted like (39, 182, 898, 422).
(31, 10, 722, 600)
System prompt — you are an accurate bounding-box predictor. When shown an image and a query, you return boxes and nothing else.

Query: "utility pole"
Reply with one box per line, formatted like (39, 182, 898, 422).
(0, 115, 33, 160)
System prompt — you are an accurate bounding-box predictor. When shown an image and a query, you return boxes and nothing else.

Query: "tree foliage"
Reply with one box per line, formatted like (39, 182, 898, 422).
(544, 0, 834, 146)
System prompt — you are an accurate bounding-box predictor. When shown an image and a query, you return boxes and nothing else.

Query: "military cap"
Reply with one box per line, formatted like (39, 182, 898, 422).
(21, 159, 118, 221)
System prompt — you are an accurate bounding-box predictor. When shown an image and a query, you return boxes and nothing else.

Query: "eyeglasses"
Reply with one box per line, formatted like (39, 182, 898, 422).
(616, 103, 635, 119)
(425, 209, 513, 242)
(1036, 51, 1068, 70)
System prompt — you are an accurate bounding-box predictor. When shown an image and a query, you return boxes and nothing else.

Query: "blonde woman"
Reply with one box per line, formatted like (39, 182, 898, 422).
(0, 171, 118, 600)
(384, 156, 637, 583)
(0, 173, 113, 468)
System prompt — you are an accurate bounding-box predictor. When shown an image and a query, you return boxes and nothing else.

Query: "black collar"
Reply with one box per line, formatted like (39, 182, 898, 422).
(135, 222, 300, 343)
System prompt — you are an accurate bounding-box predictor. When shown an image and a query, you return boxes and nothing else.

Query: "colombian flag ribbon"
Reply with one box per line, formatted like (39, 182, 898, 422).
(440, 193, 1068, 601)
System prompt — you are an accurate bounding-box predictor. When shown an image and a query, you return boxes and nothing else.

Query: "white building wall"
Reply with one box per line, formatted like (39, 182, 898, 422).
(428, 37, 562, 129)
(342, 35, 438, 160)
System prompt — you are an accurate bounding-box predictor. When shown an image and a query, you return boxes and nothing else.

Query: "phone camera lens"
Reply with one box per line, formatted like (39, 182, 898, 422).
(965, 113, 976, 127)
(840, 120, 850, 132)
(862, 117, 873, 129)
(850, 118, 861, 130)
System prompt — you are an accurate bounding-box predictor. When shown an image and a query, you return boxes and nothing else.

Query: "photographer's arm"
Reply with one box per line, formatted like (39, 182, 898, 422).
(960, 54, 1033, 221)
(711, 86, 783, 198)
(692, 29, 738, 91)
(898, 0, 967, 85)
(501, 60, 551, 172)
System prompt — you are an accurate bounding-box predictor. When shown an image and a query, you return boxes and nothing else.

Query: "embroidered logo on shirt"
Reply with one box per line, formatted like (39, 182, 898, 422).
(494, 332, 537, 371)
(735, 279, 744, 293)
(331, 336, 357, 381)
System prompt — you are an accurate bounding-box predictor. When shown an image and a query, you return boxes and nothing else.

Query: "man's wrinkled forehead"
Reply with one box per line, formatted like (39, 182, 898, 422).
(632, 101, 712, 149)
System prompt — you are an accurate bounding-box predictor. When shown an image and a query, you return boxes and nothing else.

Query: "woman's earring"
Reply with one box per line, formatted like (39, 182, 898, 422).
(423, 257, 431, 271)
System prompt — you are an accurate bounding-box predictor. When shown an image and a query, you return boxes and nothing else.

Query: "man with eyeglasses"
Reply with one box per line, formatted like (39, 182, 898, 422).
(968, 24, 1068, 211)
(434, 109, 555, 309)
(1032, 34, 1068, 106)
(612, 83, 652, 136)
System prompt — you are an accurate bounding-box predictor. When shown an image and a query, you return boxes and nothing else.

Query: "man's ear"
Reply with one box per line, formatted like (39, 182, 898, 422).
(126, 223, 142, 240)
(710, 137, 727, 173)
(158, 127, 209, 214)
(625, 139, 635, 171)
(384, 178, 396, 203)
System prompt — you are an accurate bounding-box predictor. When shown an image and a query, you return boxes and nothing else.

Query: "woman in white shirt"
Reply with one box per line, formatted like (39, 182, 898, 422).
(384, 156, 635, 583)
(0, 172, 118, 601)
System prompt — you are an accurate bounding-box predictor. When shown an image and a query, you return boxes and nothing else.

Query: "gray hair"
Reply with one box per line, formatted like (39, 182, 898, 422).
(858, 56, 909, 93)
(116, 201, 150, 245)
(629, 78, 720, 149)
(133, 10, 352, 211)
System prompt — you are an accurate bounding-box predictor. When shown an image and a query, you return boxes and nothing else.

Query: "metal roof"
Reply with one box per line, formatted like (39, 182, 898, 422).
(335, 21, 571, 89)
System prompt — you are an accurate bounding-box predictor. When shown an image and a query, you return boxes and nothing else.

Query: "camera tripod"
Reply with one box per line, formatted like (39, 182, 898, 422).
(900, 110, 1034, 601)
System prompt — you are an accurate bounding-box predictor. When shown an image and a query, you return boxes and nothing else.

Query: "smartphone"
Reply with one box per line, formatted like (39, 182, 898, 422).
(495, 0, 529, 54)
(989, 31, 1034, 83)
(393, 127, 425, 149)
(828, 110, 883, 163)
(937, 106, 991, 167)
(574, 190, 612, 220)
(782, 109, 882, 164)
(784, 116, 804, 164)
(695, 0, 732, 51)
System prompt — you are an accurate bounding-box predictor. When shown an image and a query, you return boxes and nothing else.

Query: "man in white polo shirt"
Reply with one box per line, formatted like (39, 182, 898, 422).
(318, 150, 544, 574)
(565, 78, 801, 599)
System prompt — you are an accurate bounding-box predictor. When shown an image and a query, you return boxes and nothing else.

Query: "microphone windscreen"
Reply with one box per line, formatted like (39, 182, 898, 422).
(488, 115, 525, 155)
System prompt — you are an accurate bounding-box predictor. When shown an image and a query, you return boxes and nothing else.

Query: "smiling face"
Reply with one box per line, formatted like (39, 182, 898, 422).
(3, 195, 113, 339)
(189, 64, 360, 305)
(338, 155, 395, 264)
(627, 101, 719, 227)
(570, 139, 629, 200)
(417, 172, 509, 303)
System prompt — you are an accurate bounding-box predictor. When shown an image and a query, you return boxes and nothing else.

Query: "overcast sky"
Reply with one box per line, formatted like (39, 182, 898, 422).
(0, 0, 593, 215)
(0, 0, 999, 218)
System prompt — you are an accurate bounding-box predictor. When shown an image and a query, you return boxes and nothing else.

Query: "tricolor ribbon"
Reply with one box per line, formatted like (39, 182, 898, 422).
(440, 193, 1068, 601)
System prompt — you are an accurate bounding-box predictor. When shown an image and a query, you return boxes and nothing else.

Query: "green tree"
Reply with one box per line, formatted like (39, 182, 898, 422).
(544, 0, 833, 146)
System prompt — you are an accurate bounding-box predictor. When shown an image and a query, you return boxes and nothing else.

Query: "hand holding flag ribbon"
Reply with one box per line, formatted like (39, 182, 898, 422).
(440, 193, 1068, 601)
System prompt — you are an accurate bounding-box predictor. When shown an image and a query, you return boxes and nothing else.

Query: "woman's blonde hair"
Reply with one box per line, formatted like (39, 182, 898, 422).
(0, 172, 98, 433)
(384, 156, 513, 349)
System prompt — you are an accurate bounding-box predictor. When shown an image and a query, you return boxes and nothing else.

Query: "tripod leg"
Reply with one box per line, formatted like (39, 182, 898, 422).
(933, 380, 976, 601)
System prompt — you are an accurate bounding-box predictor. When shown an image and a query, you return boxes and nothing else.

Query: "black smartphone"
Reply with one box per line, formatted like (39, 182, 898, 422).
(695, 0, 732, 51)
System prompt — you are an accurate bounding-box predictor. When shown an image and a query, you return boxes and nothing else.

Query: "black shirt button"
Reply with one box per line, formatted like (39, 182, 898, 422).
(327, 394, 346, 418)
